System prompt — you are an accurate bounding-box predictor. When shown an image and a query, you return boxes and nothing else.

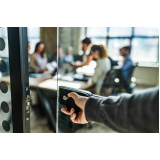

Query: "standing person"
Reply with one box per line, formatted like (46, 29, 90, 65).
(64, 46, 74, 63)
(88, 45, 111, 95)
(30, 41, 48, 73)
(61, 86, 159, 133)
(119, 46, 133, 80)
(81, 37, 91, 63)
(71, 37, 92, 68)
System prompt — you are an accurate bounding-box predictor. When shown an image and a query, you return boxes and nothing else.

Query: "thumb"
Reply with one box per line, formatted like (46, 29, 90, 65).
(68, 92, 79, 101)
(68, 92, 84, 110)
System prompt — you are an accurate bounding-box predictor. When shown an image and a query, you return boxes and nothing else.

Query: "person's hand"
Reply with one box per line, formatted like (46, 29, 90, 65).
(61, 92, 88, 124)
(70, 62, 75, 67)
(38, 68, 48, 73)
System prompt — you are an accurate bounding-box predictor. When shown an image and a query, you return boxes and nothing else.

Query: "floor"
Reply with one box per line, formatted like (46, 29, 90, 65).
(0, 86, 152, 133)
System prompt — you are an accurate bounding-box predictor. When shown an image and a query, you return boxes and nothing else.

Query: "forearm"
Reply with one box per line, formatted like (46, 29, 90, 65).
(85, 86, 159, 133)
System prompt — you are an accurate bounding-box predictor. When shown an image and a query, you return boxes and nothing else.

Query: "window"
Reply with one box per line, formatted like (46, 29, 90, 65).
(87, 27, 107, 37)
(27, 27, 40, 54)
(109, 27, 132, 37)
(108, 39, 130, 60)
(86, 27, 159, 64)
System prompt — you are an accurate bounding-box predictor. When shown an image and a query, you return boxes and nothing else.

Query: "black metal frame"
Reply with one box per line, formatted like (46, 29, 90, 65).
(8, 27, 30, 133)
(86, 27, 159, 63)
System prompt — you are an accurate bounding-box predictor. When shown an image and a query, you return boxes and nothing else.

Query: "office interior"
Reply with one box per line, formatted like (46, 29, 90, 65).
(0, 27, 159, 133)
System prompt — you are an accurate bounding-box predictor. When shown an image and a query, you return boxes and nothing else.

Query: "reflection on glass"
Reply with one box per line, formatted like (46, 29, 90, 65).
(109, 27, 132, 37)
(131, 38, 159, 62)
(108, 39, 130, 60)
(134, 27, 159, 36)
(87, 27, 107, 37)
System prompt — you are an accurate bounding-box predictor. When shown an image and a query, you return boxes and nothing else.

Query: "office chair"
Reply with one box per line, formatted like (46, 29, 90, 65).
(102, 63, 138, 95)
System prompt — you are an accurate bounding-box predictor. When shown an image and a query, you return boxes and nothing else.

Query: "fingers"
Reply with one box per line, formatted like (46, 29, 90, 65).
(61, 107, 80, 124)
(70, 113, 79, 123)
(61, 108, 75, 116)
(68, 92, 79, 101)
(61, 108, 70, 115)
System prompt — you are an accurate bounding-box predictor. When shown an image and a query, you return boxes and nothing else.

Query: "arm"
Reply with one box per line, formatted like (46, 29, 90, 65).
(30, 54, 40, 72)
(70, 55, 93, 68)
(85, 86, 159, 133)
(61, 86, 159, 133)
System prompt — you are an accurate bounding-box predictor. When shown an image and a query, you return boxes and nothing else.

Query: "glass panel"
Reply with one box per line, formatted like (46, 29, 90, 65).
(28, 27, 57, 133)
(134, 27, 159, 36)
(131, 38, 159, 63)
(109, 27, 132, 37)
(87, 27, 107, 37)
(108, 38, 130, 60)
(58, 27, 117, 133)
(0, 27, 13, 133)
(58, 27, 159, 134)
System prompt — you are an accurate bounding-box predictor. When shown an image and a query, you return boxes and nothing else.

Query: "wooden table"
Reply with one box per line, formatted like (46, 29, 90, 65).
(1, 75, 93, 91)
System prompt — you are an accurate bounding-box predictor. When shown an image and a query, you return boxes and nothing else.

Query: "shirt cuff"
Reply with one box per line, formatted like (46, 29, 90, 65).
(84, 96, 101, 123)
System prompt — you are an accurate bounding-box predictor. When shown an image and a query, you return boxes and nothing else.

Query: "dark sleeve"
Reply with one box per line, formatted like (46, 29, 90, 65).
(85, 86, 159, 133)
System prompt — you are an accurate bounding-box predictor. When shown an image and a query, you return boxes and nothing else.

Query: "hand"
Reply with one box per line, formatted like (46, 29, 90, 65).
(38, 69, 45, 73)
(70, 62, 75, 67)
(38, 68, 48, 73)
(61, 92, 88, 124)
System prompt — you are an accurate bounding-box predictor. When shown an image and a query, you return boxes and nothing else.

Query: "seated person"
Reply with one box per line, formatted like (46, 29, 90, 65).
(119, 46, 134, 80)
(64, 46, 74, 63)
(71, 37, 92, 68)
(30, 41, 48, 73)
(88, 45, 111, 95)
(51, 44, 64, 68)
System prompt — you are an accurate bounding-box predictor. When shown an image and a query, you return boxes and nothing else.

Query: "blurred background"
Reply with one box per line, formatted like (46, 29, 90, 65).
(59, 27, 159, 87)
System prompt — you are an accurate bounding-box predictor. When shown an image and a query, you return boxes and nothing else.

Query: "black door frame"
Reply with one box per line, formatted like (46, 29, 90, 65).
(8, 27, 30, 133)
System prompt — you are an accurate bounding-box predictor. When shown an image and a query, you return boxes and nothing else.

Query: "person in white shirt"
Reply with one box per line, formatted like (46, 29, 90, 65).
(64, 46, 74, 63)
(90, 44, 111, 95)
(71, 37, 92, 67)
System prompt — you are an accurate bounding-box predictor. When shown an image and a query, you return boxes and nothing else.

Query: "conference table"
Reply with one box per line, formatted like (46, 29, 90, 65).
(1, 73, 93, 132)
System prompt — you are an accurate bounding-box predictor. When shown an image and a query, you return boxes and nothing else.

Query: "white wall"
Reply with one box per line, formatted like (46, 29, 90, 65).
(133, 66, 159, 87)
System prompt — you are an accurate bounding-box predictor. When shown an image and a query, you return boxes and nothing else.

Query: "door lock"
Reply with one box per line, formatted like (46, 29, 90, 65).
(26, 95, 30, 113)
(63, 95, 68, 101)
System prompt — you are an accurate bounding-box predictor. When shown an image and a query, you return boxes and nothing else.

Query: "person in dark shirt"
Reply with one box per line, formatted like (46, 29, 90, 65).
(61, 86, 159, 133)
(119, 46, 134, 80)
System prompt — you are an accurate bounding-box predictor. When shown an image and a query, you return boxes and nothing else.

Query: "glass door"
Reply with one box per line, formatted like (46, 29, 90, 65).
(0, 27, 30, 133)
(57, 27, 99, 133)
